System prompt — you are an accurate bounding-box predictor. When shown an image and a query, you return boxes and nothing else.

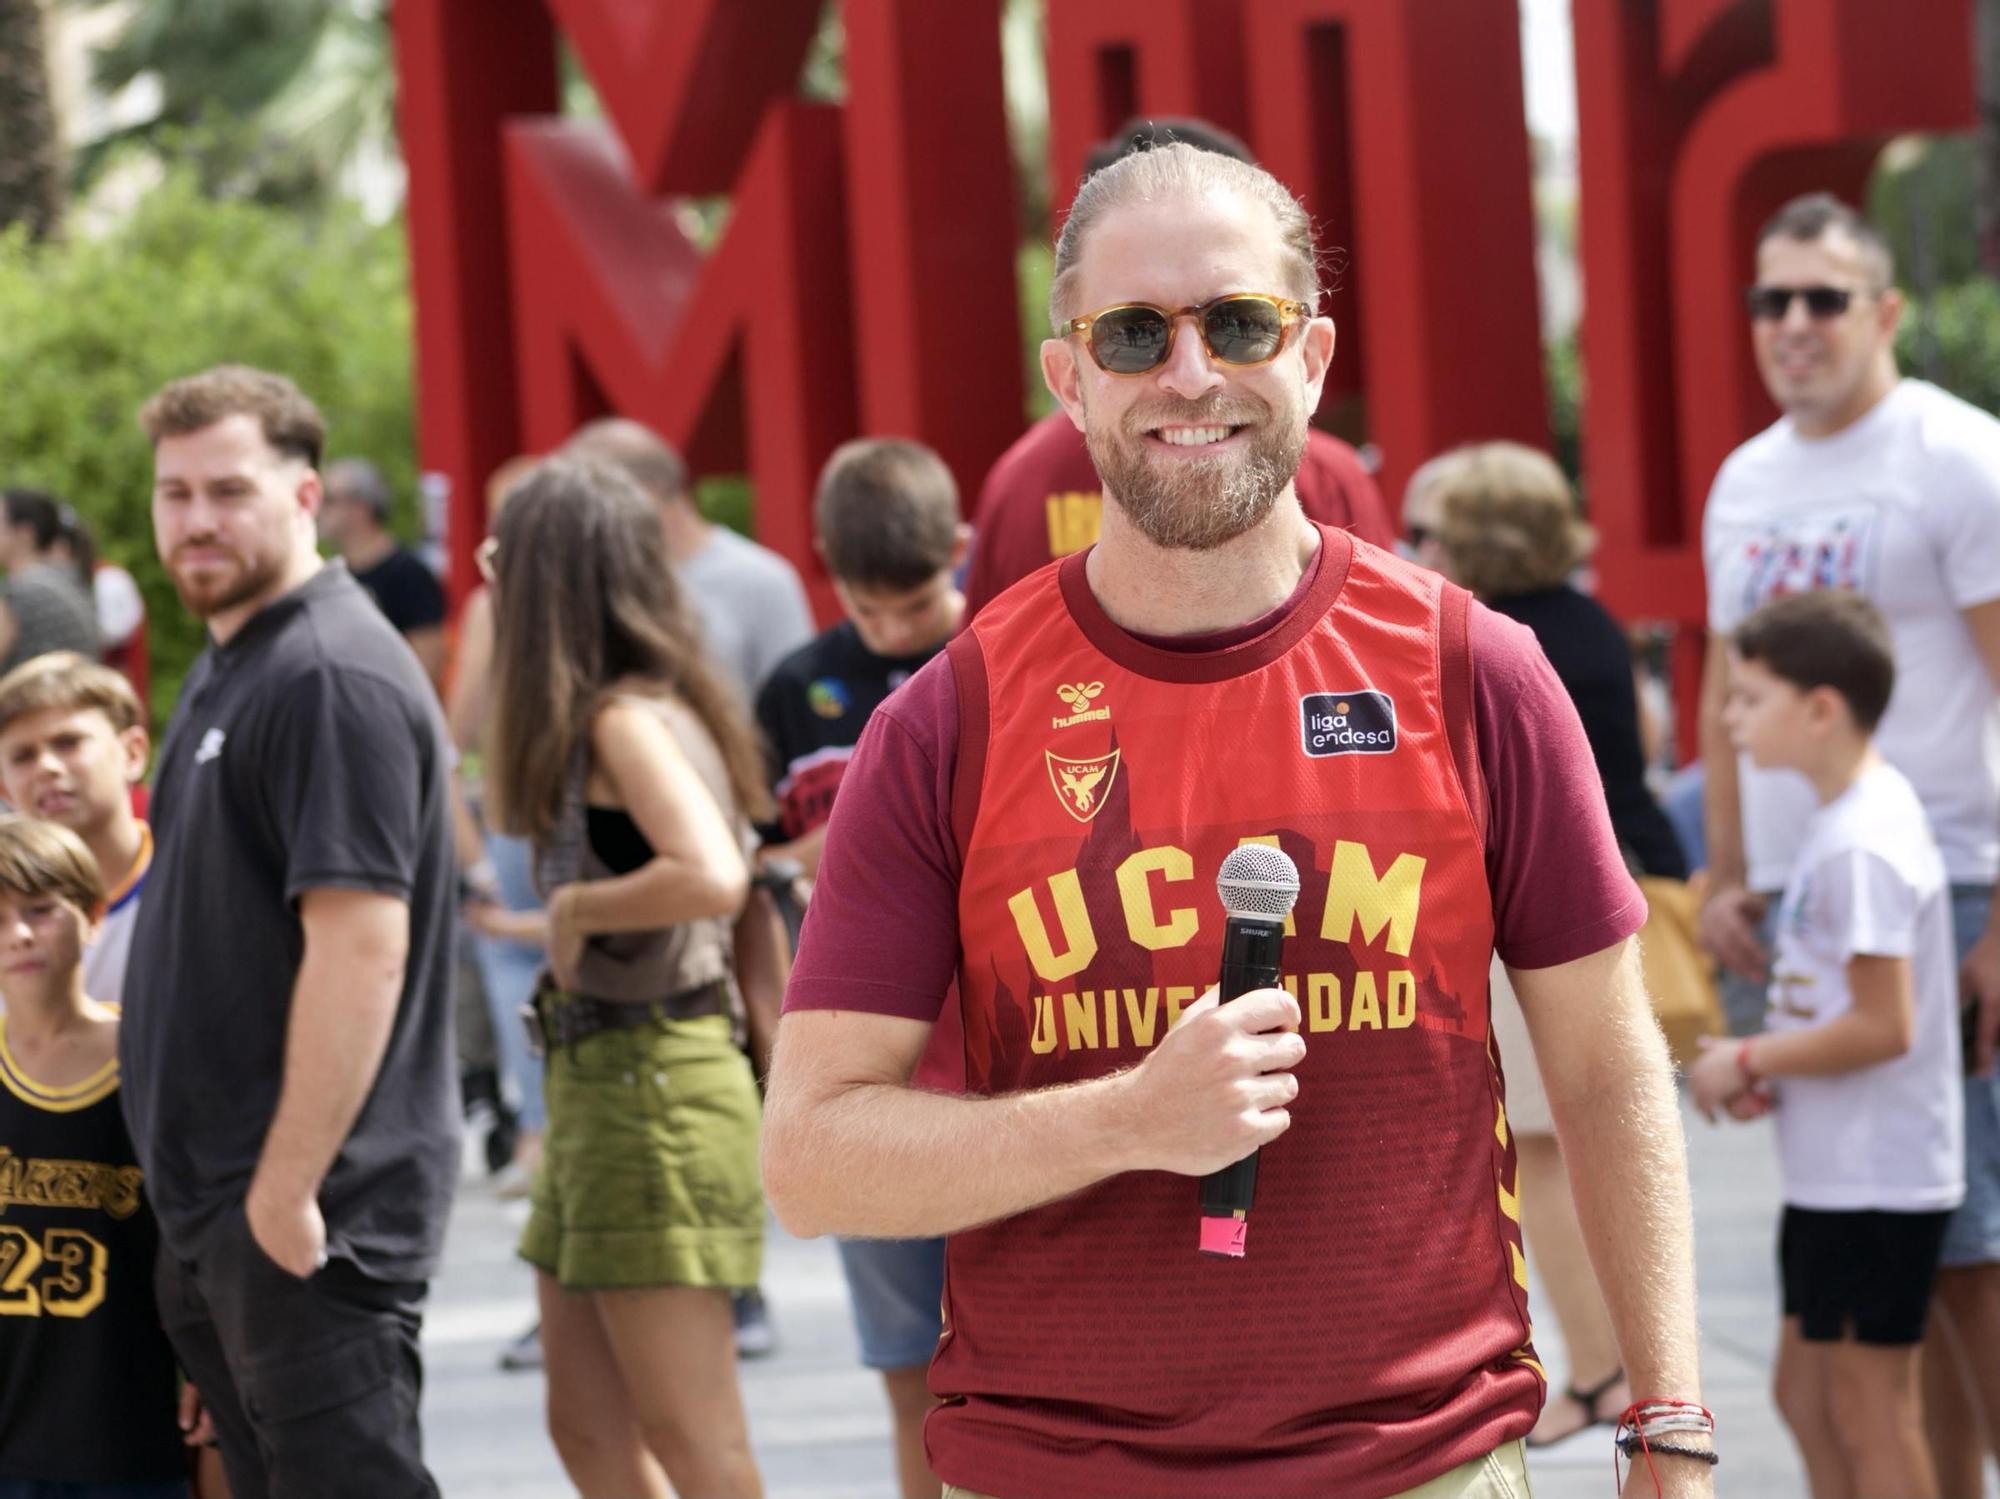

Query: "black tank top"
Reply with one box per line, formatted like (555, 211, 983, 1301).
(0, 1022, 185, 1483)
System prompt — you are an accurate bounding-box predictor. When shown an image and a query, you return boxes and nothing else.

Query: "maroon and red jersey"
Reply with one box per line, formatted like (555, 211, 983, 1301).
(963, 413, 1398, 621)
(933, 526, 1540, 1498)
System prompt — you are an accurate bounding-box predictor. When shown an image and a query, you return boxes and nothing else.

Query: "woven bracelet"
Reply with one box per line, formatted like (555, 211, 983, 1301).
(1616, 1434, 1720, 1466)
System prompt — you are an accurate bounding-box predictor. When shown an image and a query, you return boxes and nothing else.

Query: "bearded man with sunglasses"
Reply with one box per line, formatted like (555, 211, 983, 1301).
(962, 119, 1395, 622)
(1698, 192, 2000, 1496)
(765, 143, 1711, 1499)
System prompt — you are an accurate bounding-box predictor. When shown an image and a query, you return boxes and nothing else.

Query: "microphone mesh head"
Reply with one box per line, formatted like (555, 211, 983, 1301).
(1216, 844, 1301, 919)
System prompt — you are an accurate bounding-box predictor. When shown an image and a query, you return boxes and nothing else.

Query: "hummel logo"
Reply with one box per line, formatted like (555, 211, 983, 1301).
(1052, 680, 1110, 729)
(194, 728, 227, 765)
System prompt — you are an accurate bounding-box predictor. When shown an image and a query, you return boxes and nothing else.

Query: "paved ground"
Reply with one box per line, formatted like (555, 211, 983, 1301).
(423, 1097, 1996, 1498)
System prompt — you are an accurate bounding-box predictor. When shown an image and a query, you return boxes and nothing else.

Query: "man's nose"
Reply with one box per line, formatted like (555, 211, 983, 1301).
(1155, 313, 1226, 401)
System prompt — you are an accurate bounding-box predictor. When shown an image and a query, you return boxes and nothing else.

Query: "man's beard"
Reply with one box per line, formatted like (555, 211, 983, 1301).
(1084, 394, 1307, 551)
(167, 543, 281, 619)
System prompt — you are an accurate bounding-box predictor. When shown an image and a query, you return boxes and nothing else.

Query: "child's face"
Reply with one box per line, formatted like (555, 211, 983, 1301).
(0, 708, 147, 834)
(835, 571, 963, 659)
(1723, 653, 1818, 769)
(0, 888, 91, 1002)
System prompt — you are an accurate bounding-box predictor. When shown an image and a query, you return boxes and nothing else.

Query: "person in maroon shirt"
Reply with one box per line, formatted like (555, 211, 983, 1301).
(963, 121, 1394, 624)
(763, 144, 1712, 1499)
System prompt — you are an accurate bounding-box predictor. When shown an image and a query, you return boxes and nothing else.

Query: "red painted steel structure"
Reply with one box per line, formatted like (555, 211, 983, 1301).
(393, 0, 1974, 686)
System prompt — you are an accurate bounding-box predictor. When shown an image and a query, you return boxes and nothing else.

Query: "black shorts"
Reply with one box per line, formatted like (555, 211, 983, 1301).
(1780, 1205, 1953, 1345)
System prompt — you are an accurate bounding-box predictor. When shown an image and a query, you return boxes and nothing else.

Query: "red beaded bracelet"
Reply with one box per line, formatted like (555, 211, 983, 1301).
(1736, 1037, 1760, 1085)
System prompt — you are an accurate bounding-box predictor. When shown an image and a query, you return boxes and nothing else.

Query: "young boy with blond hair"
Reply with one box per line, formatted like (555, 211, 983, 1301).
(0, 653, 150, 1004)
(0, 815, 204, 1495)
(1690, 589, 1963, 1499)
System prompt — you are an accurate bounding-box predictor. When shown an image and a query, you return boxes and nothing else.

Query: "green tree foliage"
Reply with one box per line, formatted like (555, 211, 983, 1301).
(73, 0, 394, 205)
(1900, 278, 2000, 415)
(0, 169, 415, 722)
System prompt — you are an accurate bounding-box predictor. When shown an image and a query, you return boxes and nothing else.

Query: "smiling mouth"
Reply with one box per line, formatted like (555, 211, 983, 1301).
(1149, 424, 1245, 448)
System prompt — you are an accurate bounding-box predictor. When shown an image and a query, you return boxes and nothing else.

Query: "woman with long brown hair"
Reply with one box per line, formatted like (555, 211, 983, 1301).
(486, 455, 770, 1498)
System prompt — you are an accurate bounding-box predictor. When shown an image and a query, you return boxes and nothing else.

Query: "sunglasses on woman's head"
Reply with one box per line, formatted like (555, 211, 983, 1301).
(1063, 292, 1309, 376)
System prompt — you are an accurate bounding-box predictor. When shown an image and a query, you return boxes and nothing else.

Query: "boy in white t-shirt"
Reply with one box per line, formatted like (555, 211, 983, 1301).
(0, 652, 151, 1005)
(1690, 590, 1963, 1499)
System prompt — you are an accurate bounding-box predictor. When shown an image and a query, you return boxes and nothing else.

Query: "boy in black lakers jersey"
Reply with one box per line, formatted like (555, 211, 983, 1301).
(0, 816, 202, 1497)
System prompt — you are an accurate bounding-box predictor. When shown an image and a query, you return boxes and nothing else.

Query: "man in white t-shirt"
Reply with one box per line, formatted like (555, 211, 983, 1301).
(1691, 590, 1961, 1499)
(1696, 192, 2000, 1493)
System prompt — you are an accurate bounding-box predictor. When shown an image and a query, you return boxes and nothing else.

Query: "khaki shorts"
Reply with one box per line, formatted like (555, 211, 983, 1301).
(942, 1440, 1533, 1499)
(520, 1010, 764, 1290)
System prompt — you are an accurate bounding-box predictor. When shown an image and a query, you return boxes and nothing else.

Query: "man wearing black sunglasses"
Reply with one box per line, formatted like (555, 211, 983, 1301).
(962, 119, 1395, 622)
(766, 142, 1710, 1498)
(1698, 192, 2000, 1497)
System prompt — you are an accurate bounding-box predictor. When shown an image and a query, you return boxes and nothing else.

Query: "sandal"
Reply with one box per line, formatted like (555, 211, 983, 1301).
(1525, 1365, 1625, 1449)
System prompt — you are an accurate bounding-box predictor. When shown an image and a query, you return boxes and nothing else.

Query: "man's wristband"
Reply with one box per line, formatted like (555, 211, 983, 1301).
(1616, 1435, 1718, 1466)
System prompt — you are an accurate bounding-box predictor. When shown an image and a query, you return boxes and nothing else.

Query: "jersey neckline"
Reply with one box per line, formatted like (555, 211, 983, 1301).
(1056, 522, 1354, 683)
(0, 1013, 120, 1113)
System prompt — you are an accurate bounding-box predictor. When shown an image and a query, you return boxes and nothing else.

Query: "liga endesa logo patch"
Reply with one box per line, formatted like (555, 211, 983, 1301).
(1300, 691, 1397, 757)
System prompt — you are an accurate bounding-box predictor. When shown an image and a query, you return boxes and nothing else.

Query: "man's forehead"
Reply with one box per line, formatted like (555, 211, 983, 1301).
(1756, 230, 1870, 282)
(1071, 187, 1289, 308)
(154, 413, 290, 476)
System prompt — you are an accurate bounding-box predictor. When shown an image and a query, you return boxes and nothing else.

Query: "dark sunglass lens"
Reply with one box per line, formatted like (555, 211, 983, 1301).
(1203, 298, 1285, 364)
(1745, 287, 1791, 319)
(1802, 287, 1853, 318)
(1091, 307, 1171, 373)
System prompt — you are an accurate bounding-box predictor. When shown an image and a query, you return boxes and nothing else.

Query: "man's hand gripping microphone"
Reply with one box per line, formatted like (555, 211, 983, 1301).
(1199, 844, 1301, 1258)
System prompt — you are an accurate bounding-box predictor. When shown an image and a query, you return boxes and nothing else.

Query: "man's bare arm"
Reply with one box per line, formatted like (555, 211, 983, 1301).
(1512, 938, 1712, 1496)
(248, 887, 408, 1274)
(761, 987, 1305, 1240)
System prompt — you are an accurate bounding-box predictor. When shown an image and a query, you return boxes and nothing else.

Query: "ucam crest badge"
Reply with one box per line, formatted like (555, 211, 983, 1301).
(1046, 748, 1120, 823)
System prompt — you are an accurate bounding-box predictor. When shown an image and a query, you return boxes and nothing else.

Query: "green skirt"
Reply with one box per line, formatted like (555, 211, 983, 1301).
(520, 1008, 765, 1290)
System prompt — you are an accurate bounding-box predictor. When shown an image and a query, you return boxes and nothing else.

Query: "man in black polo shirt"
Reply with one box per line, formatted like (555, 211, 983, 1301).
(121, 365, 457, 1499)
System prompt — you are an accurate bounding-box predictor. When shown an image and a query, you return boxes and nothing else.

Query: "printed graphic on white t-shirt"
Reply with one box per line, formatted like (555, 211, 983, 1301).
(1705, 379, 2000, 889)
(1766, 764, 1964, 1212)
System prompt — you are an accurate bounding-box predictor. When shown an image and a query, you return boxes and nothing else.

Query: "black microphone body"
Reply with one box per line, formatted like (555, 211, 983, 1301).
(1197, 910, 1287, 1255)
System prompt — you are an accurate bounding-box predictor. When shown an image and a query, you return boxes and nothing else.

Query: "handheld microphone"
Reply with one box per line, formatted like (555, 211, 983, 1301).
(1198, 844, 1301, 1259)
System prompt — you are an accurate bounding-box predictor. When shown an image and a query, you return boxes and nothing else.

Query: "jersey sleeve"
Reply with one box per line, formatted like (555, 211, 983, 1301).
(1471, 603, 1649, 969)
(783, 657, 963, 1022)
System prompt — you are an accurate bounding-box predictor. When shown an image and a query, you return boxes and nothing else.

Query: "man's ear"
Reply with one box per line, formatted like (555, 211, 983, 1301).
(1876, 286, 1905, 345)
(1298, 315, 1337, 416)
(297, 467, 324, 521)
(1040, 339, 1088, 434)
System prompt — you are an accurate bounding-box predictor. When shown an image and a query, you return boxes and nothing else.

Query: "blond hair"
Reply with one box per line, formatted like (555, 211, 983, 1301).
(1435, 442, 1595, 599)
(0, 652, 145, 738)
(1049, 143, 1320, 329)
(0, 815, 106, 916)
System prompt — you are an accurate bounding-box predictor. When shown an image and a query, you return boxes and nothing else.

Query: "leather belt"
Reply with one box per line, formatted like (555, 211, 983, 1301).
(524, 980, 729, 1055)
